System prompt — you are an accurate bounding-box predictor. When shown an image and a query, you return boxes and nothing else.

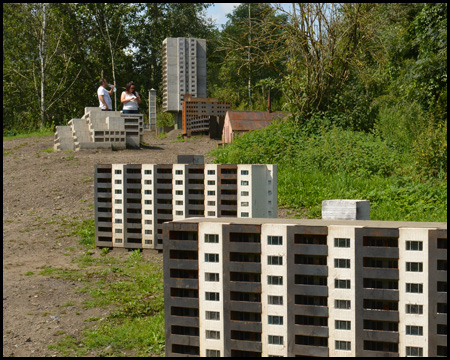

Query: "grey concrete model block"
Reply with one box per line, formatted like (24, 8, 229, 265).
(162, 217, 446, 357)
(322, 199, 370, 220)
(162, 37, 207, 113)
(125, 135, 140, 148)
(54, 126, 75, 151)
(55, 109, 144, 151)
(106, 117, 125, 130)
(84, 107, 102, 114)
(177, 155, 205, 164)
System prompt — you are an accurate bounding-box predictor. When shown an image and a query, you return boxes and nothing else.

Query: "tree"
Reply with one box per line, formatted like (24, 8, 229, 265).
(214, 3, 288, 110)
(3, 3, 85, 130)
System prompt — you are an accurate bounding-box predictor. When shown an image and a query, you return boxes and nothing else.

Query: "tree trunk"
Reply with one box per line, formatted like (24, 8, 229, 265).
(105, 17, 116, 110)
(40, 3, 47, 128)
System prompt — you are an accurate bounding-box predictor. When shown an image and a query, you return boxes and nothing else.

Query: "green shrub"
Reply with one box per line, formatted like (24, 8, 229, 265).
(413, 120, 447, 177)
(156, 111, 174, 128)
(210, 117, 446, 222)
(212, 118, 401, 177)
(373, 97, 427, 152)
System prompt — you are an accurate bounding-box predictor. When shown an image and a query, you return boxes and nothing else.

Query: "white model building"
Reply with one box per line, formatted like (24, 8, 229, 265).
(163, 217, 447, 357)
(95, 164, 277, 251)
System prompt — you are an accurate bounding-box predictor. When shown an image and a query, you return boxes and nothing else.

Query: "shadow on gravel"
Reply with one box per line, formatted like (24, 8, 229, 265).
(128, 145, 165, 150)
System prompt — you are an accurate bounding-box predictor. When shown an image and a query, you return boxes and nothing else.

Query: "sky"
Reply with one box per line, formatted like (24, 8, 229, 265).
(205, 3, 241, 28)
(205, 3, 292, 29)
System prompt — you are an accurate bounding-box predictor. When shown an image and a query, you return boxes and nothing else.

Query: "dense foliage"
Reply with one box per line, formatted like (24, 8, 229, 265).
(210, 3, 446, 178)
(209, 3, 446, 222)
(211, 118, 447, 221)
(3, 3, 216, 131)
(3, 3, 447, 219)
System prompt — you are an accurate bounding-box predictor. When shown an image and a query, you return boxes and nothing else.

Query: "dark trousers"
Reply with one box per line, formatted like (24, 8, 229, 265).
(123, 110, 139, 114)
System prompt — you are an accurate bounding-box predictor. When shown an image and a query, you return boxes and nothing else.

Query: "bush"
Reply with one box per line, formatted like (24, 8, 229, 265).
(373, 97, 428, 152)
(299, 127, 401, 177)
(210, 117, 446, 221)
(413, 120, 447, 177)
(156, 111, 174, 128)
(212, 117, 401, 177)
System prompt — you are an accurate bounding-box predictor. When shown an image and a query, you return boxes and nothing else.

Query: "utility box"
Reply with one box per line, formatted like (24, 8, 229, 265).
(322, 199, 370, 220)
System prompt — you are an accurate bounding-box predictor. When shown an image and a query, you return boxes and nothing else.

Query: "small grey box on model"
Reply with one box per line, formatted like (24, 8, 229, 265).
(177, 155, 204, 164)
(322, 199, 371, 220)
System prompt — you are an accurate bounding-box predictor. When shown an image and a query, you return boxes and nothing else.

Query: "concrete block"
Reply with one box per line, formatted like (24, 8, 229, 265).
(84, 107, 102, 114)
(322, 199, 370, 220)
(106, 117, 125, 130)
(56, 108, 143, 151)
(54, 126, 75, 151)
(177, 155, 204, 164)
(125, 135, 140, 148)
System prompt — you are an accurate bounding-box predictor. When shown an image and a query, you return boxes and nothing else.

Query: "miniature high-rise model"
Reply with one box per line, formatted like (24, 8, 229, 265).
(163, 217, 447, 357)
(94, 164, 277, 250)
(162, 37, 207, 128)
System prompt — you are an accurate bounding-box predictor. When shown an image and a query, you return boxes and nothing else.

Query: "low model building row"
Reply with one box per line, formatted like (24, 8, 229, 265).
(94, 164, 277, 250)
(163, 217, 447, 357)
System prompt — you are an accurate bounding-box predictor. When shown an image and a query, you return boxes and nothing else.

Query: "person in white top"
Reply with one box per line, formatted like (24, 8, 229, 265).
(121, 81, 141, 114)
(97, 78, 114, 111)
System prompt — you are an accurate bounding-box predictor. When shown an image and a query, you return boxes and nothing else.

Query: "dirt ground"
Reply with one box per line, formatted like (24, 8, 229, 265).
(2, 130, 223, 357)
(3, 130, 293, 357)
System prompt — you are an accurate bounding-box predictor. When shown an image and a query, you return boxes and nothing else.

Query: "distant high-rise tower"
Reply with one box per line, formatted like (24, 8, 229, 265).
(162, 37, 207, 128)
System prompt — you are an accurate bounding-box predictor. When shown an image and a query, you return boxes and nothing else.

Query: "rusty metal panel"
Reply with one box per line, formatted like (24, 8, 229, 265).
(222, 111, 286, 143)
(230, 120, 273, 131)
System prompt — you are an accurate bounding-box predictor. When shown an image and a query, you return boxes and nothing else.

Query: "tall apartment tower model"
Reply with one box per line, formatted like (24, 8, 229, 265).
(163, 217, 447, 357)
(95, 164, 277, 251)
(162, 37, 207, 129)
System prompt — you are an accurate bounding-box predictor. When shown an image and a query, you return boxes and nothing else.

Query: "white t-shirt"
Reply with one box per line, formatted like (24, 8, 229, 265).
(97, 86, 112, 110)
(122, 91, 139, 111)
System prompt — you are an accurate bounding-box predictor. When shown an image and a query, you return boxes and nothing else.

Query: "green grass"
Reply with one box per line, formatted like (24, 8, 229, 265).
(155, 132, 167, 139)
(279, 166, 447, 221)
(43, 220, 165, 357)
(3, 127, 54, 141)
(69, 219, 96, 249)
(171, 133, 185, 143)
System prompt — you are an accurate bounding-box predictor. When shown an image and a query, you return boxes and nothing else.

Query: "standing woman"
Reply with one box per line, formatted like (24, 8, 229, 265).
(121, 81, 141, 114)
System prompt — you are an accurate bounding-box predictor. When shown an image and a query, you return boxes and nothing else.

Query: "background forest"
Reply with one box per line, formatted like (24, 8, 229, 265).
(3, 3, 447, 220)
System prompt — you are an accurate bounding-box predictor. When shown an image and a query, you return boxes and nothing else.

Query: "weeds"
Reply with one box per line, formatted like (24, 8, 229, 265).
(3, 127, 54, 141)
(43, 219, 165, 357)
(210, 118, 447, 222)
